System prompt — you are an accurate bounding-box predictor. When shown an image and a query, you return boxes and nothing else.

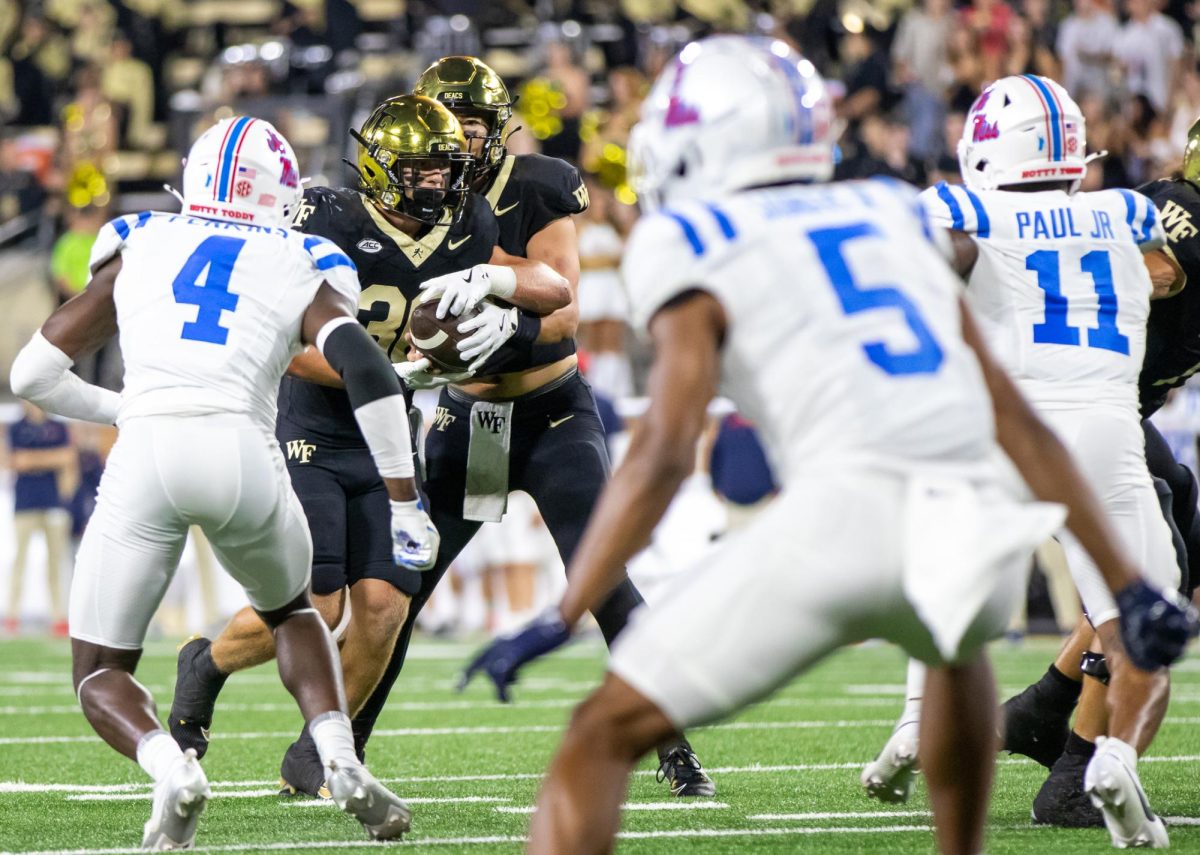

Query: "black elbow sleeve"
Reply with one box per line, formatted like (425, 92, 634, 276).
(321, 321, 403, 410)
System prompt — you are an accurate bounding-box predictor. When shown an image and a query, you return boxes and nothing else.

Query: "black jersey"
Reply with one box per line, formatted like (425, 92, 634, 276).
(278, 187, 499, 447)
(1138, 178, 1200, 416)
(475, 154, 589, 375)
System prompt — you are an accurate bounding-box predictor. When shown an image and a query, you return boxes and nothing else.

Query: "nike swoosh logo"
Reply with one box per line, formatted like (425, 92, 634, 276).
(496, 201, 519, 216)
(548, 415, 574, 429)
(447, 235, 471, 250)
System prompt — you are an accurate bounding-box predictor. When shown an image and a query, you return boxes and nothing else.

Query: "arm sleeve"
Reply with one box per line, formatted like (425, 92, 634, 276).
(10, 331, 121, 424)
(317, 319, 413, 479)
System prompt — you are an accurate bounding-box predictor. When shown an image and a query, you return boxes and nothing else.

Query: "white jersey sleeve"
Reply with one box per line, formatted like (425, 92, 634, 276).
(1113, 187, 1165, 252)
(88, 212, 154, 274)
(623, 210, 720, 332)
(918, 182, 993, 236)
(299, 233, 360, 312)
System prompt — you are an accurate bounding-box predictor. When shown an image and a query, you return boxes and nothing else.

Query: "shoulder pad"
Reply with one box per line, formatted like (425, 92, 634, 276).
(300, 233, 360, 311)
(89, 212, 153, 273)
(623, 207, 726, 332)
(920, 182, 990, 237)
(517, 154, 589, 216)
(1113, 188, 1164, 251)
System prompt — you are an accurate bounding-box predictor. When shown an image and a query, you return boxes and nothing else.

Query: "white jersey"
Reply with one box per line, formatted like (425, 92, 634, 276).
(90, 211, 360, 430)
(921, 183, 1162, 407)
(623, 179, 997, 483)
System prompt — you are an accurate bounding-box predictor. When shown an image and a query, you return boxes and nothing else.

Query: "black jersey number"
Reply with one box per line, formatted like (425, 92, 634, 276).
(357, 284, 411, 363)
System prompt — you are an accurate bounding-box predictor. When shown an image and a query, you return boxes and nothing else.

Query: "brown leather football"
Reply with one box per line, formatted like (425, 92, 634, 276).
(409, 295, 485, 372)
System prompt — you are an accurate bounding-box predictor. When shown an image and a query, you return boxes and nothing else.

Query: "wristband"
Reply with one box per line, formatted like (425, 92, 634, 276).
(511, 312, 541, 345)
(481, 264, 518, 300)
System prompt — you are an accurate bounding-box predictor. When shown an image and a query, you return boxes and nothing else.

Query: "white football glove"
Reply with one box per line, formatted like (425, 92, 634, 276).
(394, 357, 474, 390)
(456, 303, 519, 372)
(390, 498, 439, 572)
(420, 263, 518, 318)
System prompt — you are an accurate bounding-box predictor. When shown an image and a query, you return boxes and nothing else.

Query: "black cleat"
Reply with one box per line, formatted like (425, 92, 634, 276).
(1032, 751, 1104, 828)
(169, 637, 227, 760)
(1001, 680, 1073, 769)
(656, 741, 716, 798)
(279, 727, 330, 799)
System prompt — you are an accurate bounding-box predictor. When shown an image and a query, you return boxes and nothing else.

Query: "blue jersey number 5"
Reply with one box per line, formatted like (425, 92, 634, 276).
(173, 236, 246, 345)
(808, 223, 944, 376)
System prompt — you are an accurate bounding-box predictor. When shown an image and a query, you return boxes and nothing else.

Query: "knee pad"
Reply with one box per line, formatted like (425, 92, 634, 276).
(1080, 651, 1111, 685)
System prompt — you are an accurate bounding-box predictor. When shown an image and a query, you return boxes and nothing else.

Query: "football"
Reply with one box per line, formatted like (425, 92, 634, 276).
(409, 294, 485, 372)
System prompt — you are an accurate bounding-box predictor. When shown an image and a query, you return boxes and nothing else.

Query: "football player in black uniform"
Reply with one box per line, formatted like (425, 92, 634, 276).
(999, 131, 1200, 827)
(168, 94, 571, 796)
(343, 56, 715, 798)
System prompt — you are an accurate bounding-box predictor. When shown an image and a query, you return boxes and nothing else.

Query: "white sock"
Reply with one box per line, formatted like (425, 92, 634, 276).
(900, 659, 926, 728)
(309, 711, 358, 769)
(1099, 735, 1138, 769)
(137, 730, 185, 783)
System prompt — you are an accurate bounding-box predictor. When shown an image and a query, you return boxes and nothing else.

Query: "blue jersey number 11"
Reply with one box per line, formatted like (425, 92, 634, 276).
(173, 235, 246, 345)
(1028, 249, 1129, 355)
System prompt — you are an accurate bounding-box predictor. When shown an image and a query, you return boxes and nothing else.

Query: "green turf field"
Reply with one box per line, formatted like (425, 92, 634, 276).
(0, 635, 1198, 854)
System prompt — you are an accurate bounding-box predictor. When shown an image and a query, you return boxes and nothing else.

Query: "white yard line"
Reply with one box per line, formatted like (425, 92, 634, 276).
(13, 716, 1200, 747)
(494, 801, 729, 814)
(7, 754, 1200, 795)
(749, 810, 930, 820)
(282, 796, 511, 808)
(0, 824, 936, 855)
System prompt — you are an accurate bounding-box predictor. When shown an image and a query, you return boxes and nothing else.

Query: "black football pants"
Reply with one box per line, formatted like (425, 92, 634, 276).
(352, 370, 644, 742)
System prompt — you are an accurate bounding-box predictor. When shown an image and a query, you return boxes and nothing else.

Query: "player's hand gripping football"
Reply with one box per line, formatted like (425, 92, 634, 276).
(421, 263, 517, 319)
(456, 304, 520, 372)
(390, 498, 439, 572)
(458, 608, 572, 702)
(394, 357, 474, 390)
(1116, 580, 1199, 670)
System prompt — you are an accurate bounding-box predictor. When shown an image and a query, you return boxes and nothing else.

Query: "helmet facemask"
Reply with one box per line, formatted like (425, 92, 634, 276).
(353, 129, 474, 224)
(351, 95, 475, 226)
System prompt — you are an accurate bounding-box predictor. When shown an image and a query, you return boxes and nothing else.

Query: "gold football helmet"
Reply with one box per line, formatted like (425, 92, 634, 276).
(1184, 116, 1200, 188)
(351, 94, 474, 224)
(413, 56, 514, 180)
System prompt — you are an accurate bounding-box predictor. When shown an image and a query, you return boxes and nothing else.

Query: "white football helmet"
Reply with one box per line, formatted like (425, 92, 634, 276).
(181, 117, 303, 226)
(958, 75, 1087, 193)
(628, 36, 835, 211)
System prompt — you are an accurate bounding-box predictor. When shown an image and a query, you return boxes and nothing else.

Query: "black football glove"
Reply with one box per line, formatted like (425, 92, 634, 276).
(458, 608, 572, 702)
(1116, 580, 1198, 671)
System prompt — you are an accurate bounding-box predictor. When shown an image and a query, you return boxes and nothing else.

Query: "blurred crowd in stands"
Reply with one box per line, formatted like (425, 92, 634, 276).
(4, 0, 1200, 635)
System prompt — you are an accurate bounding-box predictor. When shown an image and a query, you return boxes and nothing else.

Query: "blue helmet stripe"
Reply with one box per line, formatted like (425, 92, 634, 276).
(216, 117, 252, 203)
(1023, 75, 1062, 162)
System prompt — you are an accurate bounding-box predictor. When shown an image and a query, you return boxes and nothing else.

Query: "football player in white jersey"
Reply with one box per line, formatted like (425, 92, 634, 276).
(453, 41, 1195, 855)
(864, 75, 1187, 849)
(9, 117, 438, 849)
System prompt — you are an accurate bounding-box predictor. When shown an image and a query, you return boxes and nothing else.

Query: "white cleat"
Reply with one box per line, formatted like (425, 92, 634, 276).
(141, 748, 210, 850)
(326, 760, 413, 841)
(861, 719, 920, 804)
(1084, 737, 1168, 849)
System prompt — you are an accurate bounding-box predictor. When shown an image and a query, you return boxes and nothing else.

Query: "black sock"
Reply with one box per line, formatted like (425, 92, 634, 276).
(1063, 730, 1096, 760)
(1037, 665, 1083, 714)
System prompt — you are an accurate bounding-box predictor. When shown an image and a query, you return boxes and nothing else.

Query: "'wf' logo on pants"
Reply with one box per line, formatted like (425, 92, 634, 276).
(285, 439, 316, 463)
(476, 411, 507, 434)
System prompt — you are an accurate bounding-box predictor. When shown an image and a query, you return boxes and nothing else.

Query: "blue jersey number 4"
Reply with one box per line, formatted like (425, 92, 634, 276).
(173, 236, 246, 345)
(1028, 249, 1129, 355)
(808, 223, 944, 376)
